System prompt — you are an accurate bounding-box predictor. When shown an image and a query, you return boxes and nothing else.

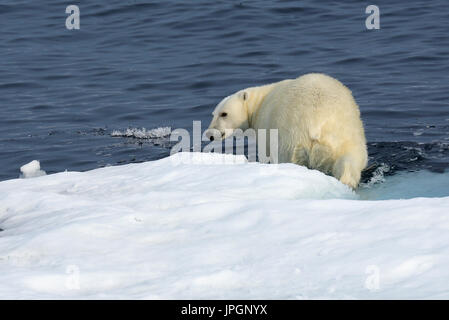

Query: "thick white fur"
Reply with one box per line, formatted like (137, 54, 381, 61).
(206, 73, 368, 188)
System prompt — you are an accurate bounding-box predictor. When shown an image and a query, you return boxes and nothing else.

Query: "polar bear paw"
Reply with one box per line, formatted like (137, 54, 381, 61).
(332, 154, 361, 189)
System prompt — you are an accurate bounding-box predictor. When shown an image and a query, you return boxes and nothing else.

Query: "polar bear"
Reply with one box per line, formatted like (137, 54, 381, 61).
(205, 73, 368, 188)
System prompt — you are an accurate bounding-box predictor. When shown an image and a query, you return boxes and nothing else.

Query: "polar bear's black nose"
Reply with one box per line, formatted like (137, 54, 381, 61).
(209, 136, 214, 141)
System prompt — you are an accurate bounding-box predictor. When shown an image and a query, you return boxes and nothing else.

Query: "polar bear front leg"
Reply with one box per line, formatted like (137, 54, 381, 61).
(332, 154, 361, 189)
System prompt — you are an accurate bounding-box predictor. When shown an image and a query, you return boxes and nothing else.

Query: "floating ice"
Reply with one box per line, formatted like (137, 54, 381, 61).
(19, 160, 46, 178)
(1, 152, 449, 299)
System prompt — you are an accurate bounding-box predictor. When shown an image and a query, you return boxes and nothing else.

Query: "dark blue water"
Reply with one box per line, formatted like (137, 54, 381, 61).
(0, 0, 448, 181)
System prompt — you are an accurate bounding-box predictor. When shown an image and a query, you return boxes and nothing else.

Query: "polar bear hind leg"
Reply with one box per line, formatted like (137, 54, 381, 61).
(308, 142, 334, 175)
(293, 142, 361, 189)
(292, 145, 309, 167)
(332, 153, 361, 189)
(292, 142, 334, 175)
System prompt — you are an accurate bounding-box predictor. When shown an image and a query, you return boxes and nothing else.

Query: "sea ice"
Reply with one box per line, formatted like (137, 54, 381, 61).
(1, 153, 448, 299)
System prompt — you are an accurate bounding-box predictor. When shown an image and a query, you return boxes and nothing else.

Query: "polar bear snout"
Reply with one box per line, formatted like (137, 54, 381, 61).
(205, 128, 224, 141)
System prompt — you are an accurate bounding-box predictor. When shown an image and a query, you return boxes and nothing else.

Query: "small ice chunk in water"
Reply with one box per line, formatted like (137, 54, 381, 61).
(20, 160, 46, 178)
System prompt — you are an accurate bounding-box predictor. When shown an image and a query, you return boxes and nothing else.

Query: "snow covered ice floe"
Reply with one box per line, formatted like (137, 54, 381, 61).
(1, 152, 449, 299)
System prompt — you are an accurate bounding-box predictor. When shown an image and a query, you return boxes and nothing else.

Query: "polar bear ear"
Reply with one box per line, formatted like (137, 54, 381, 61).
(240, 91, 248, 101)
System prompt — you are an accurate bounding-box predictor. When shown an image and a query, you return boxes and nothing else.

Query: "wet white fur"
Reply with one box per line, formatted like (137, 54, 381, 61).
(207, 73, 368, 188)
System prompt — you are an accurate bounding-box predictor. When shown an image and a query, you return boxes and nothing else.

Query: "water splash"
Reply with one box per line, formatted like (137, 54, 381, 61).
(111, 127, 171, 139)
(360, 163, 390, 188)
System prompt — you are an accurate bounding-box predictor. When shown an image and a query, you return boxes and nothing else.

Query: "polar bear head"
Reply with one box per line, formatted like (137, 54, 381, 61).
(205, 90, 249, 141)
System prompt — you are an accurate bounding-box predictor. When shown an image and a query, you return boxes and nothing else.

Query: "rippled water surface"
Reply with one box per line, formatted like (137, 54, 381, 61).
(0, 0, 448, 181)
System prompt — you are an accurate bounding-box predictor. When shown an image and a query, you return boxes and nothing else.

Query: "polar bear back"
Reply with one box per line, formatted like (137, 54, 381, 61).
(253, 73, 367, 170)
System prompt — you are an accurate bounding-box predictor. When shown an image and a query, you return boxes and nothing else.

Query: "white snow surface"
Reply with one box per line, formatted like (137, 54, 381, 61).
(1, 152, 449, 299)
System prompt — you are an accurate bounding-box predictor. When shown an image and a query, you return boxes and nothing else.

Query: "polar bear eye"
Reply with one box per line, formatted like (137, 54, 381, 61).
(220, 112, 228, 117)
